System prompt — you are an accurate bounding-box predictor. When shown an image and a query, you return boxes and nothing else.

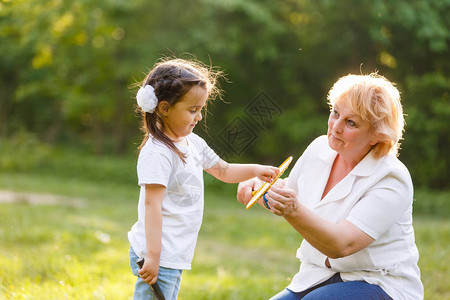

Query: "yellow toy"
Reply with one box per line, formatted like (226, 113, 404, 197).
(246, 156, 293, 210)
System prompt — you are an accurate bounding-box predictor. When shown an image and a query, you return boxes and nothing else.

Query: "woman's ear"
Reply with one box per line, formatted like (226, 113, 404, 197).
(369, 132, 382, 146)
(158, 101, 170, 116)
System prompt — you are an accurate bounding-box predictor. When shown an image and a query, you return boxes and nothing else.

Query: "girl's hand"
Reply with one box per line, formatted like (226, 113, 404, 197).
(265, 185, 299, 217)
(138, 256, 159, 285)
(255, 165, 279, 183)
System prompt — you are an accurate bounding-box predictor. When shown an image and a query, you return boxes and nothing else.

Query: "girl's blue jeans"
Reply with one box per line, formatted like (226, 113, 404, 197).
(270, 273, 392, 300)
(129, 247, 183, 300)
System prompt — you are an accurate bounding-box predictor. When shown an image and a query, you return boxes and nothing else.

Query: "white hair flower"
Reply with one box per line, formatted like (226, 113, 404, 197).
(136, 85, 158, 113)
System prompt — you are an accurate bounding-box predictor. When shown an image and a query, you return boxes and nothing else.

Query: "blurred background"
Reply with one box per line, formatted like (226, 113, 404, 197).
(1, 0, 448, 188)
(0, 0, 449, 299)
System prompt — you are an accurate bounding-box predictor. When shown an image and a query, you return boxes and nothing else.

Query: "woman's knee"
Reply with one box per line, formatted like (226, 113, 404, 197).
(270, 288, 303, 300)
(303, 281, 391, 300)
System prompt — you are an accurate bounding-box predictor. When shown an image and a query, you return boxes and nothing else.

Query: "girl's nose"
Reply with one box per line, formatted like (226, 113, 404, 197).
(196, 111, 203, 121)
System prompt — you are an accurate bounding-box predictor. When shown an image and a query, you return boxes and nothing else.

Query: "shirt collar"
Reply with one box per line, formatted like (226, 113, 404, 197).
(318, 143, 384, 177)
(350, 150, 385, 177)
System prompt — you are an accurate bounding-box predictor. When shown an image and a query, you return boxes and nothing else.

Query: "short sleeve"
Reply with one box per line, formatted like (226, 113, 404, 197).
(286, 136, 326, 193)
(201, 145, 220, 169)
(137, 152, 172, 187)
(286, 154, 304, 193)
(346, 172, 412, 240)
(189, 134, 220, 169)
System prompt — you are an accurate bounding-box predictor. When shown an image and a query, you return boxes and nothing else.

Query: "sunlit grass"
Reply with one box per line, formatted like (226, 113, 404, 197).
(0, 171, 448, 299)
(413, 217, 450, 300)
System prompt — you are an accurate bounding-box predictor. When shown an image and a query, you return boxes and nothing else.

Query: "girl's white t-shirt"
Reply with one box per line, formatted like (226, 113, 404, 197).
(128, 133, 219, 270)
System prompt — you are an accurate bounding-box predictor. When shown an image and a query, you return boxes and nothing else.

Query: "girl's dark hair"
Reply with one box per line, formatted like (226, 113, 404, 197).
(136, 57, 223, 163)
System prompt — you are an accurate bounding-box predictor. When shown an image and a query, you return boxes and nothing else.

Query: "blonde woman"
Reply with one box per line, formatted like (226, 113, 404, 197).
(238, 73, 423, 300)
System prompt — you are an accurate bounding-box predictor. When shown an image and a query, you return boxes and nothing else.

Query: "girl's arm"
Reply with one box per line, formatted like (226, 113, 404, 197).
(205, 159, 279, 183)
(138, 184, 165, 285)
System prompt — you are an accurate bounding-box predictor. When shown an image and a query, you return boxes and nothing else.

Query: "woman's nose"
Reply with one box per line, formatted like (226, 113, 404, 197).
(333, 119, 344, 133)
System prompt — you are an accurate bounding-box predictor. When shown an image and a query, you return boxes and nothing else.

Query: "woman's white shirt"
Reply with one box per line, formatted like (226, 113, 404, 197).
(286, 135, 423, 300)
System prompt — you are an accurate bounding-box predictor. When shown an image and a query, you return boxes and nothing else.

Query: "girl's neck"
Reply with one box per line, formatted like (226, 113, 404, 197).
(173, 136, 188, 146)
(156, 119, 187, 145)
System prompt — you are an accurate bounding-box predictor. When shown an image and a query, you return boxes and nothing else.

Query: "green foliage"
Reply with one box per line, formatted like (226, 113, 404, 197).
(0, 0, 449, 188)
(413, 189, 450, 218)
(402, 73, 450, 189)
(0, 131, 50, 171)
(0, 133, 137, 186)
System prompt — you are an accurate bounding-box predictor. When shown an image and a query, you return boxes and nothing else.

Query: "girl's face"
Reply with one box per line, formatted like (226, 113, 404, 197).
(161, 85, 208, 142)
(327, 100, 378, 164)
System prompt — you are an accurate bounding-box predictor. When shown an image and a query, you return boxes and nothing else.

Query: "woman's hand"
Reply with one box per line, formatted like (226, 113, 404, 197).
(138, 256, 159, 285)
(237, 177, 288, 208)
(237, 178, 263, 206)
(265, 185, 300, 217)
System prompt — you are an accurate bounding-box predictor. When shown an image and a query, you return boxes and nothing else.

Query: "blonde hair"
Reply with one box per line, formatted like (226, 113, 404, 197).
(327, 73, 404, 158)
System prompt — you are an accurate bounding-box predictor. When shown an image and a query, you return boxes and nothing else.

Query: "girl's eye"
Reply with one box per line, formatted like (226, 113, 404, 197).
(332, 109, 339, 117)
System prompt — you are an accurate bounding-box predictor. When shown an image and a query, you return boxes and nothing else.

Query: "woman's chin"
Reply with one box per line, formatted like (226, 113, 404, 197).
(328, 135, 342, 151)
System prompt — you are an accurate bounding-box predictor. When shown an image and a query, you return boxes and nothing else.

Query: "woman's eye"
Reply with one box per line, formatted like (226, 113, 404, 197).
(332, 109, 339, 117)
(347, 120, 357, 127)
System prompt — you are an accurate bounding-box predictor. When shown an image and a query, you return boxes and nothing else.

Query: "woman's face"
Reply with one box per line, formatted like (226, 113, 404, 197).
(327, 100, 378, 163)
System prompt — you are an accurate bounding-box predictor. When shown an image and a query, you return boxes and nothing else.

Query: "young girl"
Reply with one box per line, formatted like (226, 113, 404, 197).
(128, 58, 279, 300)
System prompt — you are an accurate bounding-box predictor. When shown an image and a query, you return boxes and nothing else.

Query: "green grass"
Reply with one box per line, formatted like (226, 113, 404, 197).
(0, 168, 449, 299)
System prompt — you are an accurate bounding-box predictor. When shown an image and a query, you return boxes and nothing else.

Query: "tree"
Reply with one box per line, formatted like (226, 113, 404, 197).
(0, 0, 448, 188)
